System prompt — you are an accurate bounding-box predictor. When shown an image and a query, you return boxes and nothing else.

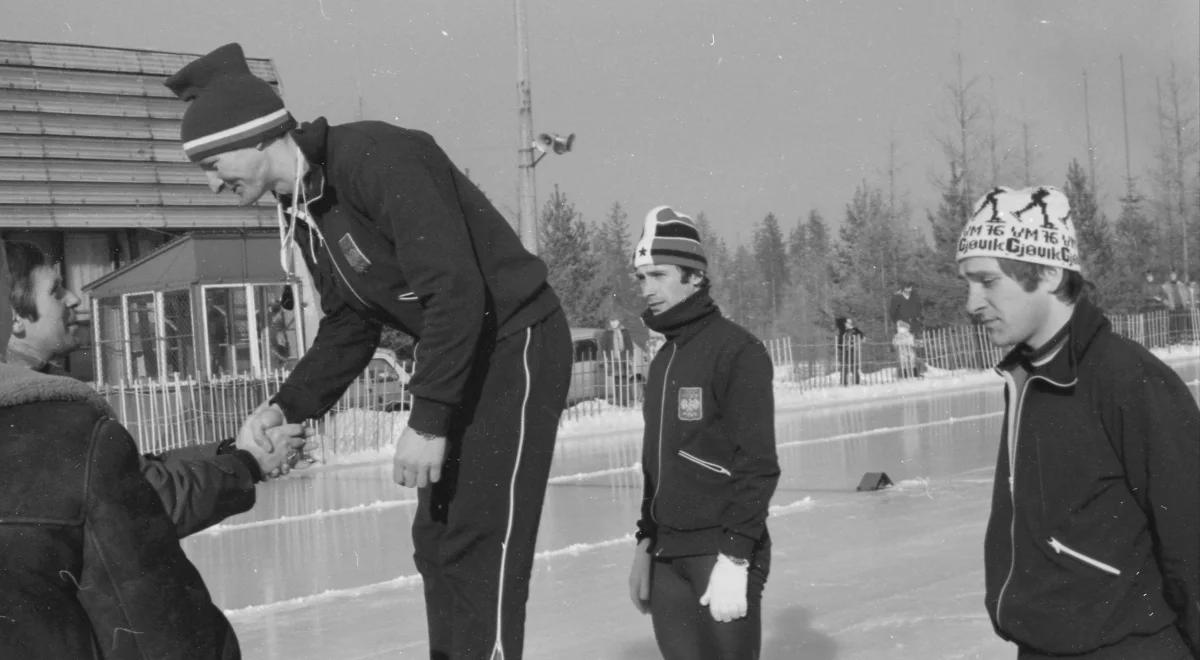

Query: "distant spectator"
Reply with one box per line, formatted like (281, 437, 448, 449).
(892, 320, 917, 379)
(834, 316, 864, 386)
(1163, 268, 1191, 343)
(888, 281, 924, 337)
(1141, 270, 1164, 312)
(1189, 277, 1199, 310)
(600, 317, 635, 405)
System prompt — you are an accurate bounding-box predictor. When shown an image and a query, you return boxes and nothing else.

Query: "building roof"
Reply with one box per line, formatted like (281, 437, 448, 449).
(83, 231, 287, 296)
(0, 40, 281, 229)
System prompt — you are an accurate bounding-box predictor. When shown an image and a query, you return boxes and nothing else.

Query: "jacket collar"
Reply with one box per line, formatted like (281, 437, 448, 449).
(0, 362, 114, 416)
(996, 296, 1108, 386)
(289, 117, 332, 201)
(642, 290, 720, 345)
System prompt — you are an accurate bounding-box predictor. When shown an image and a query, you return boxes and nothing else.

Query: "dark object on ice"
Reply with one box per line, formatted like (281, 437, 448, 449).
(856, 472, 893, 491)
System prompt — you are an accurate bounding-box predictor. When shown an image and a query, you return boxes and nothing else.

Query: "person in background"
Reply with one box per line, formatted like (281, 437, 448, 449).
(1163, 268, 1191, 343)
(892, 320, 917, 379)
(627, 205, 780, 660)
(600, 316, 635, 405)
(888, 280, 923, 337)
(5, 240, 308, 537)
(166, 43, 572, 659)
(834, 316, 864, 386)
(1141, 270, 1165, 313)
(956, 186, 1199, 659)
(888, 280, 925, 375)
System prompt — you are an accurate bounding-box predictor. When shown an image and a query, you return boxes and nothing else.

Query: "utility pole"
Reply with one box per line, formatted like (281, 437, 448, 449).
(514, 0, 539, 254)
(1119, 55, 1133, 190)
(1082, 69, 1097, 194)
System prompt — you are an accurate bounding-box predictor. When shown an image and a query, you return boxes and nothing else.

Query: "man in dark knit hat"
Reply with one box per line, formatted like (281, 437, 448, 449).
(626, 205, 779, 660)
(957, 186, 1199, 658)
(165, 43, 572, 660)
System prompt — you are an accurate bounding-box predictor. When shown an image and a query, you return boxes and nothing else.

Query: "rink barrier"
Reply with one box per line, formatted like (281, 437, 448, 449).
(94, 309, 1200, 457)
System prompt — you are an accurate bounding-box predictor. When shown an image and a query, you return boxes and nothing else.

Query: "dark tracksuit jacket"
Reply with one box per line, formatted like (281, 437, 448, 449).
(635, 291, 780, 562)
(986, 297, 1200, 657)
(271, 118, 570, 660)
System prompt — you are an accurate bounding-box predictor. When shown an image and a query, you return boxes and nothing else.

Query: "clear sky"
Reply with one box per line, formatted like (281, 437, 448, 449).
(5, 0, 1198, 244)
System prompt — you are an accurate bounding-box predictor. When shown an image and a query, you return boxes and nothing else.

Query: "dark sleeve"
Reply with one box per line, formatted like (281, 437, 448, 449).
(1115, 362, 1200, 655)
(717, 340, 780, 558)
(635, 444, 657, 545)
(139, 441, 258, 538)
(78, 419, 238, 658)
(351, 145, 486, 436)
(271, 260, 382, 423)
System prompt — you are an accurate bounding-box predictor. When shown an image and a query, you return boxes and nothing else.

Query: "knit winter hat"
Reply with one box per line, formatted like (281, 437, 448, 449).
(164, 43, 296, 162)
(633, 205, 707, 271)
(956, 186, 1080, 273)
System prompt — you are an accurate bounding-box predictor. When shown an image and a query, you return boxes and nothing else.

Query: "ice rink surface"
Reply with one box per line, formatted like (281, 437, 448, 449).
(182, 358, 1200, 659)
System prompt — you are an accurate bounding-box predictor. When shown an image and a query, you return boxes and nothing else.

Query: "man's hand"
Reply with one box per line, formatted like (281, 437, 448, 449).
(244, 402, 287, 453)
(699, 553, 749, 622)
(628, 538, 653, 614)
(236, 408, 311, 478)
(392, 426, 446, 488)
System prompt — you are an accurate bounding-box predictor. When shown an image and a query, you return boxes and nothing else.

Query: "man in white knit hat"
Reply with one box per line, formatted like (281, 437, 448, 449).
(957, 186, 1199, 659)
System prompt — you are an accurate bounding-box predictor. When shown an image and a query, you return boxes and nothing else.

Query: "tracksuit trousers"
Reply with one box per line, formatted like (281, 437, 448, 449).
(412, 309, 571, 660)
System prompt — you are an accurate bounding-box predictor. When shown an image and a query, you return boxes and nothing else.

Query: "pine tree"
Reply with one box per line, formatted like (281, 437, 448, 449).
(1062, 160, 1116, 307)
(924, 163, 975, 328)
(592, 202, 640, 323)
(753, 212, 789, 320)
(538, 186, 604, 326)
(832, 183, 894, 336)
(1110, 186, 1160, 312)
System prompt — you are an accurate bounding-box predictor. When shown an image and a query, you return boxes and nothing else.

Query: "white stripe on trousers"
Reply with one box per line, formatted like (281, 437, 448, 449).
(490, 327, 533, 660)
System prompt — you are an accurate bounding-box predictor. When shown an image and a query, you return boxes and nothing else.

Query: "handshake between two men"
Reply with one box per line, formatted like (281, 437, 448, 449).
(240, 402, 315, 479)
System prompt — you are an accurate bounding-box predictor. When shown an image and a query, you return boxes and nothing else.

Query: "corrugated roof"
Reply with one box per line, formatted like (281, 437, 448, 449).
(0, 40, 284, 230)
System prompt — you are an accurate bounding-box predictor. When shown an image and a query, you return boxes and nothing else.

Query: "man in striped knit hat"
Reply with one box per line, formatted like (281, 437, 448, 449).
(165, 43, 572, 660)
(627, 205, 779, 660)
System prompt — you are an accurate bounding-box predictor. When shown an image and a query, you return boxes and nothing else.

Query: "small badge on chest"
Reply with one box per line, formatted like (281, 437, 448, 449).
(338, 233, 372, 273)
(678, 387, 702, 421)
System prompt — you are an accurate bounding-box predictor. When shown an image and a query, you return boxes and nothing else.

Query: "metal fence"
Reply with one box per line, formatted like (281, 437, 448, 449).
(98, 308, 1200, 460)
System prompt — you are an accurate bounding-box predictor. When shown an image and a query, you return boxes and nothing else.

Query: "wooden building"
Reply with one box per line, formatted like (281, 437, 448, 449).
(0, 40, 293, 381)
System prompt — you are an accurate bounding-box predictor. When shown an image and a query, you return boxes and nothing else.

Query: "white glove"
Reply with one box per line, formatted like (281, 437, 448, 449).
(699, 553, 748, 622)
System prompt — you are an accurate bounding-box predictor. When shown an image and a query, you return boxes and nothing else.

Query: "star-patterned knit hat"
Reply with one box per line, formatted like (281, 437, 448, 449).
(633, 205, 707, 271)
(164, 43, 296, 162)
(956, 186, 1080, 273)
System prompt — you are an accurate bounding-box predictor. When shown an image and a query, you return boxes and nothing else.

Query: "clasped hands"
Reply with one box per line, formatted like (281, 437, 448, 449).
(238, 402, 314, 479)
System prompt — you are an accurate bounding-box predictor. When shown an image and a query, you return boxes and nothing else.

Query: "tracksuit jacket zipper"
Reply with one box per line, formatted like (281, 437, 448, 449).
(996, 369, 1091, 630)
(649, 344, 677, 546)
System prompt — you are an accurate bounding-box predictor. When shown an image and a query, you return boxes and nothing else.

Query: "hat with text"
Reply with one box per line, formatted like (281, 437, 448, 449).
(956, 186, 1080, 273)
(164, 43, 296, 162)
(633, 205, 707, 271)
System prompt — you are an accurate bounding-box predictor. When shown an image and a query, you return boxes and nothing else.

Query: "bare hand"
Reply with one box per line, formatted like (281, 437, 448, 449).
(628, 538, 653, 614)
(244, 402, 286, 453)
(238, 402, 308, 478)
(392, 426, 446, 488)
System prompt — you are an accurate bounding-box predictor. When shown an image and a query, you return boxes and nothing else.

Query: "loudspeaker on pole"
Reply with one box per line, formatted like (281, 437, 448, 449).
(856, 472, 893, 492)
